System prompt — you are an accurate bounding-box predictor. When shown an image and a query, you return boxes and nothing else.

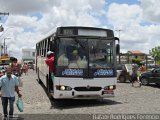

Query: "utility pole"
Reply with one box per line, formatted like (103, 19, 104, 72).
(115, 29, 123, 64)
(3, 38, 11, 55)
(115, 29, 123, 39)
(0, 12, 9, 32)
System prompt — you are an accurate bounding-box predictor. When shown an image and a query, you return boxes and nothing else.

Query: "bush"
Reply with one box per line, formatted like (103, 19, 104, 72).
(132, 58, 141, 66)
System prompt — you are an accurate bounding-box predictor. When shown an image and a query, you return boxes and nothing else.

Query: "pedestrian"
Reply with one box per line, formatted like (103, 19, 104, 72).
(45, 51, 55, 91)
(131, 67, 138, 87)
(139, 64, 146, 74)
(0, 66, 22, 118)
(10, 58, 21, 77)
(23, 63, 28, 76)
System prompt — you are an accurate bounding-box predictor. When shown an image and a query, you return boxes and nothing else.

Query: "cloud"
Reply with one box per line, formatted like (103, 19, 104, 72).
(140, 0, 160, 23)
(106, 2, 160, 54)
(1, 0, 160, 59)
(6, 15, 38, 28)
(0, 0, 106, 59)
(0, 0, 55, 15)
(107, 3, 142, 28)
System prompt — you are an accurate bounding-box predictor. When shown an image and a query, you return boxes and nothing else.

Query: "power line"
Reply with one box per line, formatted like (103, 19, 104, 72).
(0, 12, 9, 20)
(0, 12, 9, 16)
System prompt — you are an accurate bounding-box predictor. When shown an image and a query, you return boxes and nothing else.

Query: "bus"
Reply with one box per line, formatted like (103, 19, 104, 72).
(36, 26, 120, 99)
(0, 55, 14, 65)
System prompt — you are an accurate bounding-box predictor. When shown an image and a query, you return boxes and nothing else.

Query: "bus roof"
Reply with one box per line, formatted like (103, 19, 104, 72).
(37, 26, 114, 44)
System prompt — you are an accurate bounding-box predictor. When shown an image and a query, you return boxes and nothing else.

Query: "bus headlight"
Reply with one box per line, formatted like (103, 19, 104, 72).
(56, 85, 72, 91)
(104, 85, 116, 90)
(109, 86, 114, 90)
(60, 86, 65, 90)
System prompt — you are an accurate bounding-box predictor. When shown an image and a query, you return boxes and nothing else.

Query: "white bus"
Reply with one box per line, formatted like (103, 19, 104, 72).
(36, 26, 120, 99)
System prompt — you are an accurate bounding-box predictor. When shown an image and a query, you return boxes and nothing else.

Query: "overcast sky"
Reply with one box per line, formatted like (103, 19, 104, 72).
(0, 0, 160, 59)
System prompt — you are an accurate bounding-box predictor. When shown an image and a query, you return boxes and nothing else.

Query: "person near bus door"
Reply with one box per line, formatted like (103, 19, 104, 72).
(45, 51, 55, 91)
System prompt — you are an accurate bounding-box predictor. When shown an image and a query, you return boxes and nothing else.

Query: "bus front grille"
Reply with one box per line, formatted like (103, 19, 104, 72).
(74, 87, 102, 91)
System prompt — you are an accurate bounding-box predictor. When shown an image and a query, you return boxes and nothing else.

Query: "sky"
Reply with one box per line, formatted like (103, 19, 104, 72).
(0, 0, 160, 59)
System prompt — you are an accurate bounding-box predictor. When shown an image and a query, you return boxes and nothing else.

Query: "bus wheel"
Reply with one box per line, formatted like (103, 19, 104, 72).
(119, 76, 126, 83)
(48, 93, 53, 99)
(38, 79, 42, 84)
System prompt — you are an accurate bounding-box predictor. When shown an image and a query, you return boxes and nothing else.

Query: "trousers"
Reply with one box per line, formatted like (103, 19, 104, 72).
(1, 97, 15, 116)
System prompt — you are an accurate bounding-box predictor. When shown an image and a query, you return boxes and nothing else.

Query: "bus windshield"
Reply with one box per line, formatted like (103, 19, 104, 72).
(57, 38, 87, 68)
(89, 39, 113, 68)
(57, 37, 114, 69)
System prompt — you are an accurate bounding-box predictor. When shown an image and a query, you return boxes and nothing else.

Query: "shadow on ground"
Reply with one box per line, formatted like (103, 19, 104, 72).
(147, 84, 160, 88)
(51, 99, 122, 110)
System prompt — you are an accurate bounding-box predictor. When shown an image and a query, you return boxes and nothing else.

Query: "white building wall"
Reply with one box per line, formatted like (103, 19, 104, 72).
(22, 49, 35, 62)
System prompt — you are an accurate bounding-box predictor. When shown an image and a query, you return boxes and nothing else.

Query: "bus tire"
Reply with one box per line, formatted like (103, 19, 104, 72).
(119, 76, 126, 83)
(48, 93, 53, 99)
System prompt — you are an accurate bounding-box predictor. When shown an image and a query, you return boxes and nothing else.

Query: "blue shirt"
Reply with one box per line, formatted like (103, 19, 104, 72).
(0, 75, 19, 97)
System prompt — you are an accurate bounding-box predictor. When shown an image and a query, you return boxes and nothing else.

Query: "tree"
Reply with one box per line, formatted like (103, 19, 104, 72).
(132, 58, 141, 66)
(149, 46, 160, 65)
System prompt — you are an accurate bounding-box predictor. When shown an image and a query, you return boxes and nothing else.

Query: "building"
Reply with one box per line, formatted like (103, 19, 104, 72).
(127, 50, 146, 60)
(118, 50, 154, 65)
(22, 49, 35, 63)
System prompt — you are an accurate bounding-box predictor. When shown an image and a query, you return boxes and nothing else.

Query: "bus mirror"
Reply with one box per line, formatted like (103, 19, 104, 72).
(116, 44, 120, 54)
(115, 37, 119, 43)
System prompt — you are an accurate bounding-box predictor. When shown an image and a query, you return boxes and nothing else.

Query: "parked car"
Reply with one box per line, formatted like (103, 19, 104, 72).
(0, 65, 6, 77)
(146, 65, 159, 71)
(140, 68, 160, 86)
(116, 64, 133, 83)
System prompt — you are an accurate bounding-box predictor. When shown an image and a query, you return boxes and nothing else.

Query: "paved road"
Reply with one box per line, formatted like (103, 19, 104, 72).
(0, 69, 160, 119)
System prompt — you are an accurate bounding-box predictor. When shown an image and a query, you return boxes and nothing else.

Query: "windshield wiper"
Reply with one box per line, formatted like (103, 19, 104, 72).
(74, 38, 86, 50)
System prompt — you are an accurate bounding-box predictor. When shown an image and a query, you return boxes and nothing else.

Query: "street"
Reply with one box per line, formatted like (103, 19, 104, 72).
(0, 69, 160, 119)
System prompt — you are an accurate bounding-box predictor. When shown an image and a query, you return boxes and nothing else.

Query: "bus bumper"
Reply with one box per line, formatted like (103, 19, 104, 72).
(53, 90, 115, 99)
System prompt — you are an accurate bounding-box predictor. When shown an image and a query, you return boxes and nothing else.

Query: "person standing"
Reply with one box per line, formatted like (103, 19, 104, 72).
(131, 67, 139, 87)
(139, 64, 146, 74)
(10, 58, 21, 77)
(45, 51, 55, 91)
(23, 63, 29, 76)
(0, 67, 22, 118)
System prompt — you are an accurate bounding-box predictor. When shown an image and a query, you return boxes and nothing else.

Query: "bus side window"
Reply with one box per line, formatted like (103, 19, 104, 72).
(43, 40, 46, 57)
(50, 41, 55, 52)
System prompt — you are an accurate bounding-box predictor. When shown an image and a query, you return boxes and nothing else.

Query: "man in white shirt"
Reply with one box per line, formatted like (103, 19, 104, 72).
(0, 66, 22, 118)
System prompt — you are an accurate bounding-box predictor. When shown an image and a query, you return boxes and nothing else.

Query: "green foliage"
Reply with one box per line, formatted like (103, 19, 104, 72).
(132, 58, 141, 66)
(150, 46, 160, 65)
